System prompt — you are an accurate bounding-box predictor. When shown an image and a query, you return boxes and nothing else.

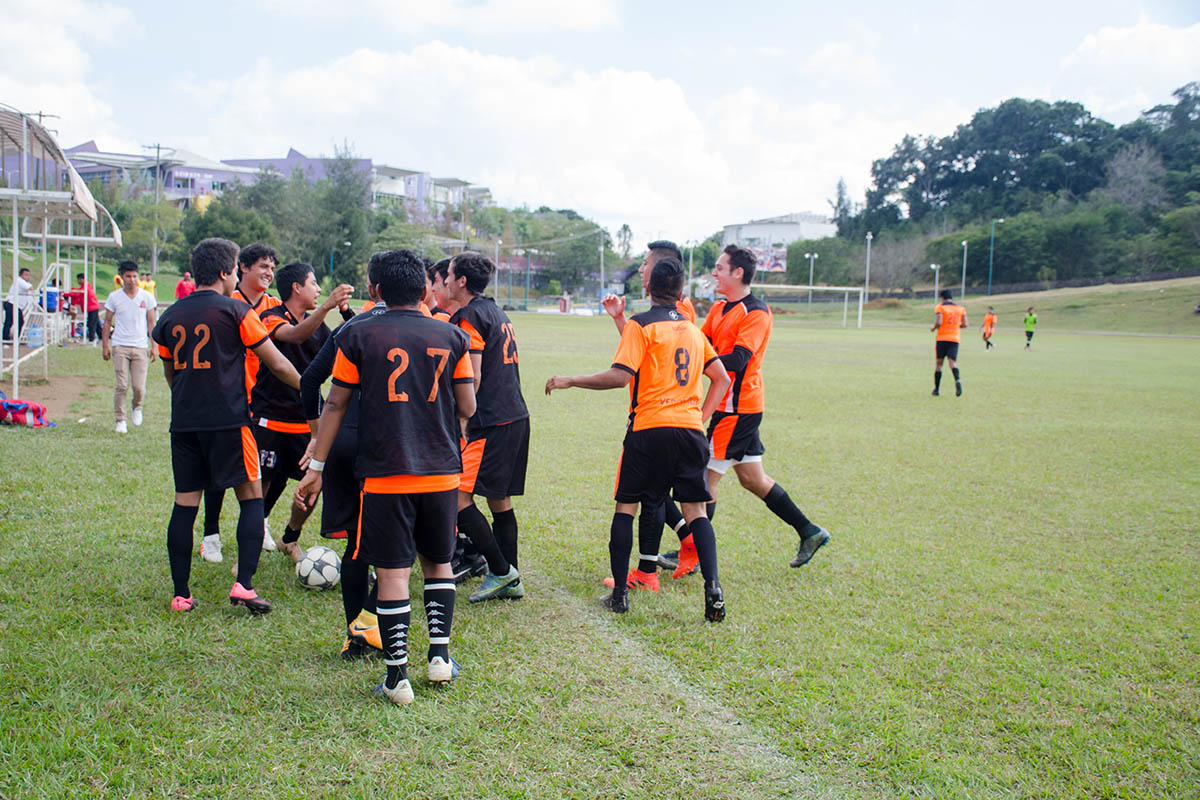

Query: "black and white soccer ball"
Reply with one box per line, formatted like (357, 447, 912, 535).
(296, 545, 341, 590)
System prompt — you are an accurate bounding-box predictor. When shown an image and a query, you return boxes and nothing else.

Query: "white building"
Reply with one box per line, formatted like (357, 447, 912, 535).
(722, 212, 837, 249)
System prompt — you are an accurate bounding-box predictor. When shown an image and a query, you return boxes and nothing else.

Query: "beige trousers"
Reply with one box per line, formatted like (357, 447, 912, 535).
(113, 345, 150, 422)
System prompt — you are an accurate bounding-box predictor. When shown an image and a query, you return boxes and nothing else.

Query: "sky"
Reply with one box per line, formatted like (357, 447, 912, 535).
(2, 0, 1198, 246)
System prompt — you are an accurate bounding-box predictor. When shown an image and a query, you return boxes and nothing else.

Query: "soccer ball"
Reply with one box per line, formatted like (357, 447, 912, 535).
(296, 546, 341, 590)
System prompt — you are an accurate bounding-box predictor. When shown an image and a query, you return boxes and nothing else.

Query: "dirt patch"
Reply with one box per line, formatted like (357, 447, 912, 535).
(6, 371, 100, 423)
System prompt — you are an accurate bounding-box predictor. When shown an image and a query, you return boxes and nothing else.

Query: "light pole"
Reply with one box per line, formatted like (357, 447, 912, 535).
(987, 218, 1004, 295)
(804, 251, 818, 310)
(687, 240, 695, 296)
(494, 239, 501, 300)
(960, 239, 968, 300)
(598, 231, 604, 312)
(930, 263, 941, 306)
(329, 240, 351, 280)
(864, 231, 872, 302)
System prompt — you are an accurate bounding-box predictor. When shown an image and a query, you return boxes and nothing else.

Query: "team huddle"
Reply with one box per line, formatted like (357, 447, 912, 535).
(154, 236, 829, 706)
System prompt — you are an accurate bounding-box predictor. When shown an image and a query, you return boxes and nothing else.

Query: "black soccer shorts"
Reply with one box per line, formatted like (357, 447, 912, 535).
(935, 340, 960, 360)
(320, 423, 360, 539)
(356, 487, 457, 569)
(171, 426, 260, 493)
(254, 424, 309, 483)
(459, 417, 529, 499)
(614, 426, 711, 506)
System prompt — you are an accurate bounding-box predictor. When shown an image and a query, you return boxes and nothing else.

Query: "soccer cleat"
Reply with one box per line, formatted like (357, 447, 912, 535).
(373, 677, 414, 706)
(600, 591, 629, 613)
(930, 389, 939, 396)
(348, 620, 383, 651)
(790, 526, 831, 568)
(468, 566, 520, 603)
(261, 520, 277, 552)
(603, 568, 660, 592)
(278, 539, 304, 564)
(170, 595, 197, 612)
(199, 534, 223, 563)
(704, 579, 726, 623)
(131, 406, 143, 426)
(496, 578, 526, 599)
(228, 582, 271, 615)
(468, 553, 488, 577)
(451, 555, 474, 585)
(427, 656, 461, 685)
(656, 550, 678, 571)
(955, 380, 963, 397)
(115, 420, 128, 434)
(340, 638, 366, 661)
(672, 535, 699, 579)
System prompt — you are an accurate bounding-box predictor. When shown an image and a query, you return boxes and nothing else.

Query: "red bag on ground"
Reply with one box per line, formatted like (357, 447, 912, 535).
(0, 391, 54, 427)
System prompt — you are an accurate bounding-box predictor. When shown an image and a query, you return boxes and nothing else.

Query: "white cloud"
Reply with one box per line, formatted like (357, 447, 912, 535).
(260, 0, 620, 34)
(1058, 15, 1200, 121)
(0, 0, 139, 151)
(804, 41, 886, 87)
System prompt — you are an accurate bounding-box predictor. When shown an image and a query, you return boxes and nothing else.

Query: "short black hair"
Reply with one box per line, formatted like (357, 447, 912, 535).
(237, 242, 278, 273)
(191, 238, 240, 286)
(940, 289, 952, 300)
(19, 268, 31, 278)
(368, 249, 425, 306)
(118, 260, 138, 275)
(276, 262, 314, 301)
(648, 256, 685, 305)
(450, 251, 495, 295)
(429, 257, 452, 282)
(647, 239, 683, 263)
(723, 245, 756, 284)
(76, 272, 85, 281)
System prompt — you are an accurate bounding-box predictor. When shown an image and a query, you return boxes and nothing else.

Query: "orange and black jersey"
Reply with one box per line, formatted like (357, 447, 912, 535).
(677, 296, 696, 324)
(252, 305, 330, 426)
(331, 309, 473, 479)
(233, 288, 281, 401)
(430, 305, 452, 322)
(452, 295, 528, 432)
(935, 302, 967, 342)
(612, 304, 719, 433)
(152, 289, 268, 433)
(702, 292, 772, 415)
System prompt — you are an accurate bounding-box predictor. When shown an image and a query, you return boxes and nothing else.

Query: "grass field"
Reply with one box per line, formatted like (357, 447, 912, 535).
(2, 301, 1198, 799)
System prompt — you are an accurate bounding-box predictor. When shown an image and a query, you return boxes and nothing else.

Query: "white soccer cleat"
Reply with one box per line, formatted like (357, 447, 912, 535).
(374, 678, 414, 706)
(131, 406, 143, 426)
(261, 519, 276, 552)
(427, 656, 461, 685)
(114, 420, 128, 434)
(200, 534, 223, 563)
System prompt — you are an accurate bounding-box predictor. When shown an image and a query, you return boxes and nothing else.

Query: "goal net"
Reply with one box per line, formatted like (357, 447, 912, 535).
(746, 284, 864, 328)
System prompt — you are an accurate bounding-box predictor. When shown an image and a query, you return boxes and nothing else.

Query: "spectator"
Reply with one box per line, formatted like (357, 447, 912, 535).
(103, 261, 157, 433)
(3, 268, 35, 342)
(175, 271, 196, 300)
(75, 272, 101, 344)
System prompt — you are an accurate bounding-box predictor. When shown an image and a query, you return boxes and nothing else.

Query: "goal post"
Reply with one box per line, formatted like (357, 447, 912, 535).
(748, 284, 864, 328)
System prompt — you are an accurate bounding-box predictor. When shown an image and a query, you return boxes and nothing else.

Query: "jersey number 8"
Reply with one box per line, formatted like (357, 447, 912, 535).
(673, 347, 690, 386)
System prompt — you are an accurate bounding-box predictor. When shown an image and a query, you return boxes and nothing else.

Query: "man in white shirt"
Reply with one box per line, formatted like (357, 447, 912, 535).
(102, 261, 158, 433)
(3, 267, 35, 342)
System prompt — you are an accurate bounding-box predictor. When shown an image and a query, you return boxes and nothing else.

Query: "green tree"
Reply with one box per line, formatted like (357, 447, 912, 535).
(181, 199, 275, 253)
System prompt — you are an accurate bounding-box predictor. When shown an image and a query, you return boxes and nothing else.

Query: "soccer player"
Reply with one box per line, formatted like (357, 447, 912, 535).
(444, 251, 530, 603)
(1024, 307, 1037, 349)
(295, 248, 475, 705)
(932, 288, 968, 396)
(545, 257, 730, 621)
(200, 242, 282, 561)
(981, 306, 997, 350)
(252, 262, 353, 562)
(426, 258, 455, 321)
(702, 245, 831, 569)
(152, 237, 301, 614)
(601, 240, 695, 590)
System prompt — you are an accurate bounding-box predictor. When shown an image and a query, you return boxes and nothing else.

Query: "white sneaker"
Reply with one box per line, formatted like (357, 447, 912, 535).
(261, 519, 277, 552)
(374, 678, 414, 706)
(114, 420, 128, 434)
(131, 406, 143, 426)
(200, 534, 223, 563)
(427, 656, 461, 685)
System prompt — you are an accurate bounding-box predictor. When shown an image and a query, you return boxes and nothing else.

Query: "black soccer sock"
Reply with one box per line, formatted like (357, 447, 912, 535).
(763, 483, 812, 537)
(609, 512, 634, 594)
(235, 497, 265, 590)
(457, 504, 510, 575)
(203, 488, 224, 536)
(664, 500, 689, 542)
(637, 502, 666, 572)
(262, 478, 286, 517)
(688, 517, 719, 583)
(281, 525, 301, 545)
(952, 367, 960, 382)
(423, 581, 456, 662)
(934, 370, 943, 390)
(364, 573, 378, 615)
(491, 508, 519, 571)
(340, 543, 369, 625)
(167, 503, 199, 598)
(377, 600, 410, 688)
(706, 501, 716, 521)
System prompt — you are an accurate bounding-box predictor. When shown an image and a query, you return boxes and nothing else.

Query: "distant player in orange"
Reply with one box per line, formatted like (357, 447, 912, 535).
(932, 289, 968, 396)
(981, 306, 996, 350)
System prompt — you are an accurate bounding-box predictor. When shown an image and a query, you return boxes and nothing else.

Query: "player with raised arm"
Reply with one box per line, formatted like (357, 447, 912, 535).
(295, 249, 475, 704)
(200, 242, 282, 562)
(981, 306, 996, 350)
(702, 245, 831, 570)
(601, 240, 696, 590)
(931, 289, 968, 396)
(444, 252, 530, 603)
(153, 238, 301, 614)
(546, 257, 730, 621)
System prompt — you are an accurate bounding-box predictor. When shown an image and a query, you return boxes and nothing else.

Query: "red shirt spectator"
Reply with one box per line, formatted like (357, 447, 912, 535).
(175, 273, 196, 300)
(66, 278, 100, 312)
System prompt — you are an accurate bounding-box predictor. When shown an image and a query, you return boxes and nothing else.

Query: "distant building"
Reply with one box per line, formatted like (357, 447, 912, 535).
(722, 212, 837, 273)
(68, 141, 260, 208)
